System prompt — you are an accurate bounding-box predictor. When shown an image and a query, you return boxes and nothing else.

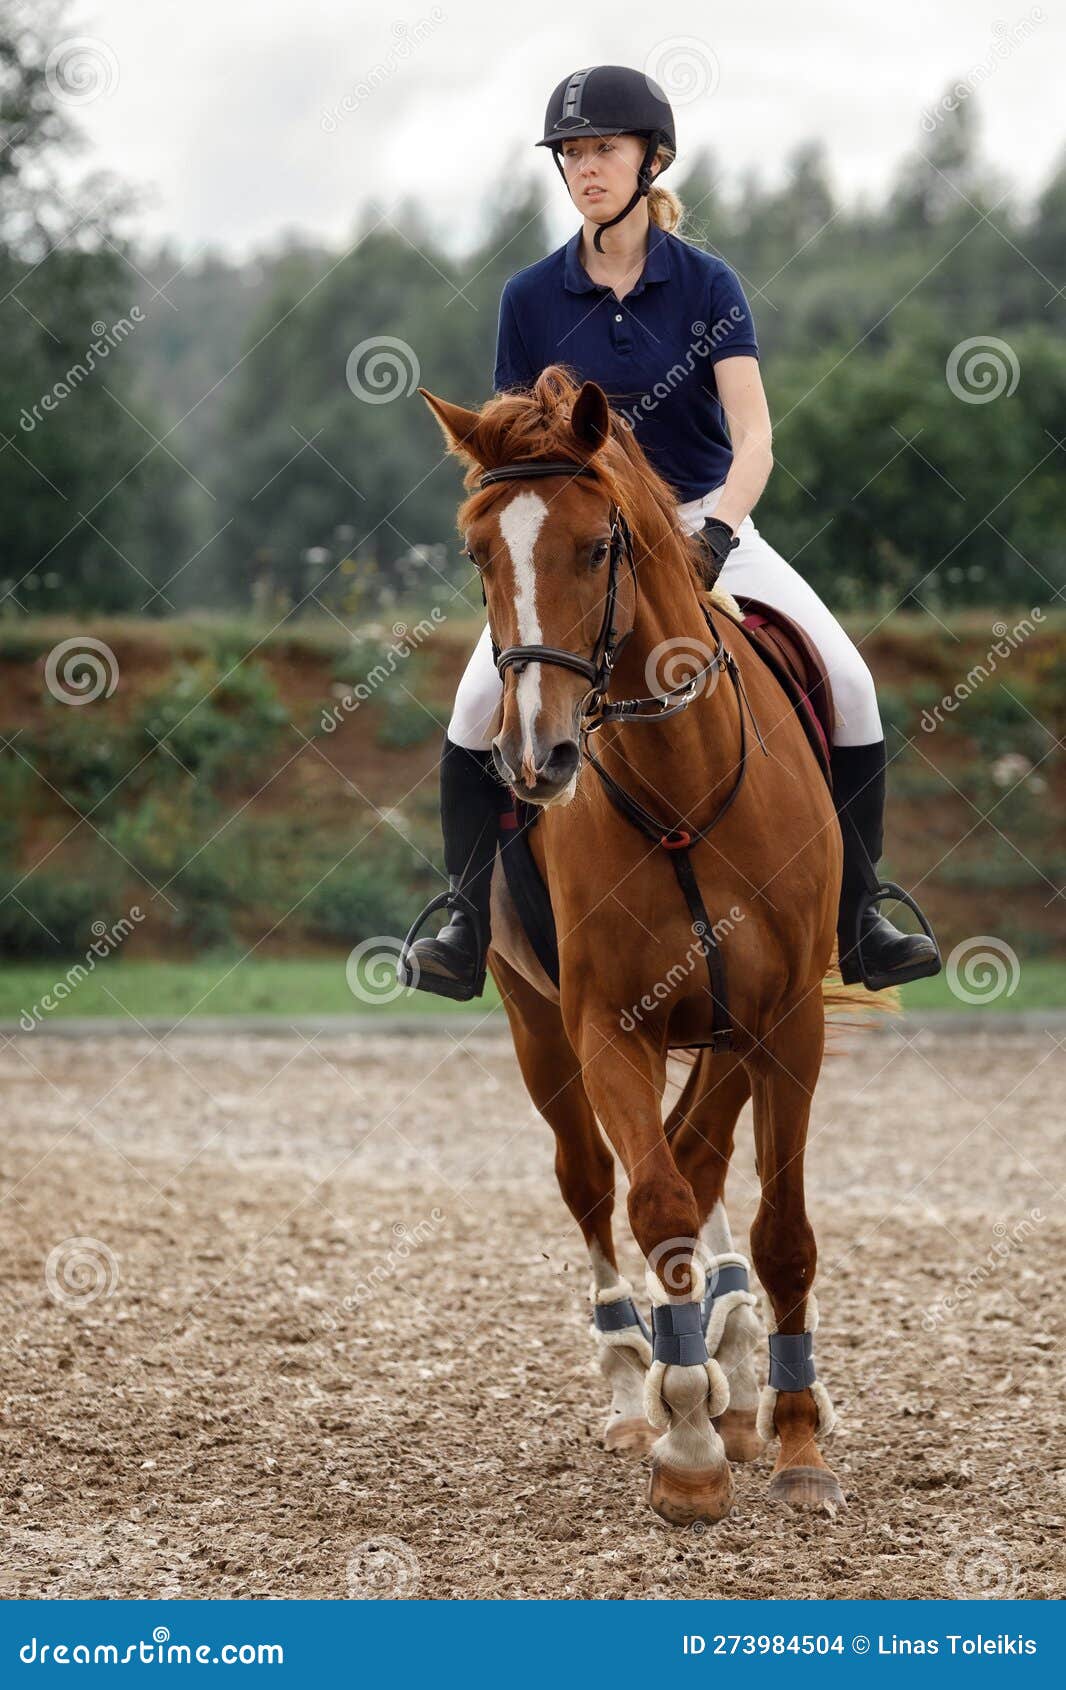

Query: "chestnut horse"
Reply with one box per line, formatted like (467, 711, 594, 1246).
(419, 366, 845, 1525)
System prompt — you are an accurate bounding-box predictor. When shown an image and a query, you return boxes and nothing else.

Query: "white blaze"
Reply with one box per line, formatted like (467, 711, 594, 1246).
(498, 490, 548, 770)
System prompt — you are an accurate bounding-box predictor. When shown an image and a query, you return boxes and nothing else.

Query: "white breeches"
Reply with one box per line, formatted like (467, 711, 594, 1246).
(448, 484, 882, 751)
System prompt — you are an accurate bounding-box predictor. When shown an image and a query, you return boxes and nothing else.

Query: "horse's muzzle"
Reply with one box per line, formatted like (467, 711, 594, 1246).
(493, 736, 580, 805)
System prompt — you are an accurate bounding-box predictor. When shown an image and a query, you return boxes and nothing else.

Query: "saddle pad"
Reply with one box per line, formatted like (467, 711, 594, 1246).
(498, 803, 561, 986)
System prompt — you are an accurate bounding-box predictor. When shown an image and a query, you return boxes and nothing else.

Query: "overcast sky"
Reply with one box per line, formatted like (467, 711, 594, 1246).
(54, 0, 1066, 262)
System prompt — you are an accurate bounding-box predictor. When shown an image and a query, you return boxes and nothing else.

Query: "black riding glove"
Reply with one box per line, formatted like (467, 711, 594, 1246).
(700, 517, 738, 565)
(697, 517, 739, 586)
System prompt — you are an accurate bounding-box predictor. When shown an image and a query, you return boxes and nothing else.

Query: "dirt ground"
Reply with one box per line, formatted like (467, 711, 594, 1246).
(0, 1023, 1063, 1601)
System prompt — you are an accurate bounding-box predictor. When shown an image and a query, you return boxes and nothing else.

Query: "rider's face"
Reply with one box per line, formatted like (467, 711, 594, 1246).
(558, 133, 657, 219)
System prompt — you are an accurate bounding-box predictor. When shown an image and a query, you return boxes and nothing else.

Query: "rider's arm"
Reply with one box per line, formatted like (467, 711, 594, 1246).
(697, 258, 771, 533)
(709, 355, 774, 532)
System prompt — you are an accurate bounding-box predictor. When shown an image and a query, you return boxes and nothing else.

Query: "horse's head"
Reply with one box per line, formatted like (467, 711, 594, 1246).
(420, 370, 640, 806)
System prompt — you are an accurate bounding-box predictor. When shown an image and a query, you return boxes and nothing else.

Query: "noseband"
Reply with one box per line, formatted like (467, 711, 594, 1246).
(478, 458, 726, 725)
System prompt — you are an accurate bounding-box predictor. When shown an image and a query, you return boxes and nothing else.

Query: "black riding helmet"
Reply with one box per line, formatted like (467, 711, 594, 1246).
(537, 65, 676, 252)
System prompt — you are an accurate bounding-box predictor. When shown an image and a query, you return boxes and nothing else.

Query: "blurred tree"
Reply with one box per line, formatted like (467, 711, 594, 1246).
(0, 0, 189, 612)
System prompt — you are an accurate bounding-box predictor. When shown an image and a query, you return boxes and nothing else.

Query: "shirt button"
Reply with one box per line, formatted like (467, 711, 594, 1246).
(614, 313, 623, 322)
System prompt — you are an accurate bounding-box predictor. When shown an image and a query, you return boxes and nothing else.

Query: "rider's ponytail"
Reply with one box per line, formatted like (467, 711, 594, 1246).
(647, 146, 683, 233)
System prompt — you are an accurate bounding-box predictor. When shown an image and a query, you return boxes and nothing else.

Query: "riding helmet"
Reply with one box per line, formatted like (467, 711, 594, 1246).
(537, 65, 676, 250)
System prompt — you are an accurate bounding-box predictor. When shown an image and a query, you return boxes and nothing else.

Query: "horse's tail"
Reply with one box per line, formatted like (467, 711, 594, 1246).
(821, 964, 901, 1033)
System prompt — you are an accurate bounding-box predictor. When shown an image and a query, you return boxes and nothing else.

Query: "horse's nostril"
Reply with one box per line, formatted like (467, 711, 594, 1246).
(492, 741, 516, 785)
(540, 740, 580, 784)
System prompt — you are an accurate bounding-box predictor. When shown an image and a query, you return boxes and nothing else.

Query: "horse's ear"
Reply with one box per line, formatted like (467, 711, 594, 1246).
(570, 381, 611, 457)
(419, 388, 491, 467)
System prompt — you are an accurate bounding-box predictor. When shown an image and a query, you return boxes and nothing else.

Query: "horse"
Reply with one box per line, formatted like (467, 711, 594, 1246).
(416, 364, 846, 1525)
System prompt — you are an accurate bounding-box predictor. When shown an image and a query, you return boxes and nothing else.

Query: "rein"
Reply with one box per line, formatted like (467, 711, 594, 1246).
(479, 457, 769, 1053)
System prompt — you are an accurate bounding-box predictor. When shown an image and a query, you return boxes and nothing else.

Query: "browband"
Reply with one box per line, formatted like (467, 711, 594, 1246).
(479, 460, 596, 486)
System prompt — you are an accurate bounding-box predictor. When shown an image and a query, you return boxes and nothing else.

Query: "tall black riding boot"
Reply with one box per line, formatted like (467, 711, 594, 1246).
(832, 741, 942, 991)
(398, 736, 503, 1001)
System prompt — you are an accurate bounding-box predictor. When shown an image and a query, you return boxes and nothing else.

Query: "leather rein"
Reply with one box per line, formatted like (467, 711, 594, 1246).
(478, 456, 768, 1052)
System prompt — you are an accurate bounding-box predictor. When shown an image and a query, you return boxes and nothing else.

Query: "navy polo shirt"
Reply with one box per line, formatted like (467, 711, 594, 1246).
(493, 222, 759, 502)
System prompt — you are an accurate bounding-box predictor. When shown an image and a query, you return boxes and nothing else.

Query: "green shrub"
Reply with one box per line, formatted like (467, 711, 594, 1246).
(0, 863, 127, 958)
(330, 636, 393, 685)
(104, 794, 236, 949)
(374, 689, 441, 749)
(20, 711, 141, 815)
(0, 755, 34, 855)
(137, 656, 288, 785)
(928, 679, 1052, 762)
(302, 847, 426, 943)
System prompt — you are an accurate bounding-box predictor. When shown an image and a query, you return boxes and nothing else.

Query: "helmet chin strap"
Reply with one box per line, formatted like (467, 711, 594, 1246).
(553, 134, 661, 254)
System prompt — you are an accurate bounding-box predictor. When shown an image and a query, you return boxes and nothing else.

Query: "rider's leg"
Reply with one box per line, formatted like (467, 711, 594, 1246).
(680, 494, 940, 989)
(401, 628, 506, 1000)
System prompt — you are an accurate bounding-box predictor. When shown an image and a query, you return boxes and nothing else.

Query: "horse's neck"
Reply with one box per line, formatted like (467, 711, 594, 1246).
(599, 540, 743, 818)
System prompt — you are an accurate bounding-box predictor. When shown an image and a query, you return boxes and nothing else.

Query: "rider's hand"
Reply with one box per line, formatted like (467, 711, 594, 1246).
(700, 517, 738, 567)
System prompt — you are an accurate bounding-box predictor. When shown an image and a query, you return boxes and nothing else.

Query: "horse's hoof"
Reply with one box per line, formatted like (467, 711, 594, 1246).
(715, 1408, 766, 1464)
(604, 1417, 659, 1456)
(768, 1464, 846, 1512)
(648, 1458, 735, 1527)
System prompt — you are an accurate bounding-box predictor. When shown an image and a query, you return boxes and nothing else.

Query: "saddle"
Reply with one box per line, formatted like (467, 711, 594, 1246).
(497, 599, 836, 991)
(728, 595, 834, 783)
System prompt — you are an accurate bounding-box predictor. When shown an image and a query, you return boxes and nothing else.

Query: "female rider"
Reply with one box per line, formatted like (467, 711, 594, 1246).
(404, 64, 940, 999)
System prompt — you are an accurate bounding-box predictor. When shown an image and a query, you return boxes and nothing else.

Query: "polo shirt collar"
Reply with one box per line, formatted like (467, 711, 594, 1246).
(562, 221, 671, 296)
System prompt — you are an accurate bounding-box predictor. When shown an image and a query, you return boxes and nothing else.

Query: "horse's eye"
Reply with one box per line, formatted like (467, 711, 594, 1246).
(589, 540, 610, 570)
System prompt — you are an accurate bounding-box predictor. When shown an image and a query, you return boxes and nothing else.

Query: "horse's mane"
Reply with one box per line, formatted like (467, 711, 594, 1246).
(455, 365, 707, 596)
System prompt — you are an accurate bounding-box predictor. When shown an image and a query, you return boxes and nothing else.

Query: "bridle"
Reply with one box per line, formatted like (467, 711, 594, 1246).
(478, 458, 730, 728)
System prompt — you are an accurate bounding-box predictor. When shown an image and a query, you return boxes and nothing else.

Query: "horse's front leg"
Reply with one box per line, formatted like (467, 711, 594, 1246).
(747, 993, 845, 1512)
(588, 1245, 657, 1455)
(699, 1201, 767, 1462)
(491, 953, 656, 1455)
(667, 1055, 767, 1462)
(576, 1019, 734, 1526)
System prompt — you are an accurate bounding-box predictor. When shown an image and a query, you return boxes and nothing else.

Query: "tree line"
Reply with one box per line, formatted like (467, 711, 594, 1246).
(2, 0, 1064, 616)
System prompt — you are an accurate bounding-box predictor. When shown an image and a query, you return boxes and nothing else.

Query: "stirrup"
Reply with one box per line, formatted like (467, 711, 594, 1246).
(844, 881, 942, 992)
(397, 888, 488, 1002)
